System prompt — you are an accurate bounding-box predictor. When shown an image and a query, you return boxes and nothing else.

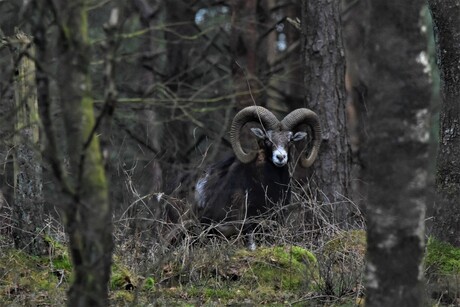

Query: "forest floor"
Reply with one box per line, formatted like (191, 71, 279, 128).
(0, 229, 458, 306)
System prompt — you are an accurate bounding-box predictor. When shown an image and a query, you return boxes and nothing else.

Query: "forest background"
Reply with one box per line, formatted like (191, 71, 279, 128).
(0, 0, 459, 306)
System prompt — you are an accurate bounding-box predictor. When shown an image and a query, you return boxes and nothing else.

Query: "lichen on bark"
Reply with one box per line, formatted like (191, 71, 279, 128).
(12, 30, 46, 256)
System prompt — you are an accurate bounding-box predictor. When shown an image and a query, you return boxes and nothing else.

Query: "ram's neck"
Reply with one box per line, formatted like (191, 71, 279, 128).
(251, 158, 290, 184)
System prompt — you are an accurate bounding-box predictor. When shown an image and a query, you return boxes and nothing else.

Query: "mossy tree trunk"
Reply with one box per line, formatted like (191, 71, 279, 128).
(300, 0, 352, 224)
(362, 0, 431, 305)
(428, 0, 460, 247)
(0, 0, 20, 229)
(25, 0, 114, 303)
(12, 30, 46, 255)
(53, 1, 114, 306)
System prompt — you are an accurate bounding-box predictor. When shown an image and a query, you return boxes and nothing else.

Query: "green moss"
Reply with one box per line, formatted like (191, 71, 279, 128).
(143, 276, 155, 291)
(52, 254, 72, 271)
(81, 95, 108, 194)
(291, 246, 317, 264)
(44, 235, 65, 250)
(203, 288, 235, 300)
(0, 248, 69, 305)
(111, 261, 134, 290)
(425, 237, 460, 274)
(238, 246, 318, 291)
(184, 286, 248, 303)
(149, 245, 318, 304)
(44, 236, 73, 272)
(425, 238, 460, 306)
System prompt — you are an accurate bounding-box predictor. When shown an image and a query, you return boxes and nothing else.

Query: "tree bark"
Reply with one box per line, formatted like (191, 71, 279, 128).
(128, 0, 164, 251)
(341, 0, 369, 210)
(230, 0, 269, 109)
(53, 1, 114, 306)
(428, 0, 460, 247)
(162, 0, 197, 165)
(134, 0, 163, 195)
(281, 2, 303, 109)
(300, 0, 352, 224)
(12, 30, 46, 255)
(362, 1, 431, 305)
(0, 26, 15, 238)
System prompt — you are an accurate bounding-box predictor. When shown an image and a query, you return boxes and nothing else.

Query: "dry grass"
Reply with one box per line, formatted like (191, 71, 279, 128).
(108, 176, 367, 305)
(0, 170, 368, 305)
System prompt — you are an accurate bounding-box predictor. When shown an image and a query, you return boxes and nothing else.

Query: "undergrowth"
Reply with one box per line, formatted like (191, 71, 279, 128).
(425, 237, 460, 305)
(0, 180, 368, 306)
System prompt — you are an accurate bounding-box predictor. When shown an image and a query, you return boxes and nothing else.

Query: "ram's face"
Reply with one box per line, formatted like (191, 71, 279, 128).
(250, 128, 307, 167)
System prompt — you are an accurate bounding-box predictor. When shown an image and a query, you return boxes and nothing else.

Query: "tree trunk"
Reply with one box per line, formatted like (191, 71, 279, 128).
(281, 2, 303, 109)
(230, 0, 269, 109)
(27, 1, 115, 303)
(134, 0, 163, 196)
(300, 0, 352, 224)
(362, 1, 431, 305)
(11, 30, 46, 255)
(341, 0, 369, 210)
(428, 0, 460, 247)
(54, 1, 114, 306)
(162, 0, 196, 165)
(0, 0, 20, 213)
(130, 0, 164, 251)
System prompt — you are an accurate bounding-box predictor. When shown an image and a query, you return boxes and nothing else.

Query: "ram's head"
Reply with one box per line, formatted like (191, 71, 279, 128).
(229, 106, 322, 168)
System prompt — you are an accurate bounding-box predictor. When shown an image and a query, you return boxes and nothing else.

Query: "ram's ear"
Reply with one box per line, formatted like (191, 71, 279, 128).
(292, 131, 307, 142)
(250, 128, 266, 139)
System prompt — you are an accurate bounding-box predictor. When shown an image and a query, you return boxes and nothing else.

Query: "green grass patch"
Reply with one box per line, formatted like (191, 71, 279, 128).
(0, 243, 331, 305)
(110, 258, 136, 290)
(238, 246, 318, 291)
(425, 237, 460, 274)
(0, 248, 68, 306)
(425, 237, 460, 305)
(44, 235, 72, 272)
(146, 244, 319, 304)
(143, 276, 155, 291)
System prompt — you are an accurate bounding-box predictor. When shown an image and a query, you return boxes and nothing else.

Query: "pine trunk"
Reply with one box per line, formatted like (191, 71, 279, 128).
(428, 0, 460, 247)
(301, 0, 352, 224)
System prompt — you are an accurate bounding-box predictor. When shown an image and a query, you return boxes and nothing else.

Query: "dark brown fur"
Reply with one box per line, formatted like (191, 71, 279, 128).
(195, 130, 299, 249)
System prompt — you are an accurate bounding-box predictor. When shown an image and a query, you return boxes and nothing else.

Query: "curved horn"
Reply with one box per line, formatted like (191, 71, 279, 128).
(281, 108, 322, 168)
(230, 106, 280, 163)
